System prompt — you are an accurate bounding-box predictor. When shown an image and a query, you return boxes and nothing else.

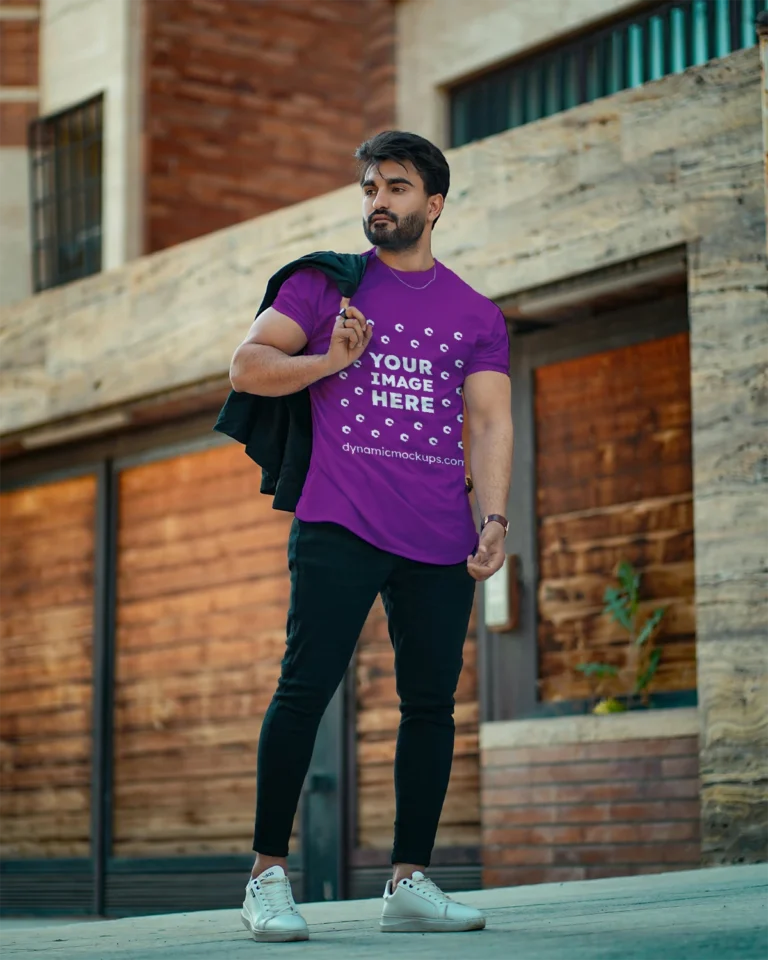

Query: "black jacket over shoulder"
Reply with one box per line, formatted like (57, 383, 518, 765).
(213, 251, 369, 512)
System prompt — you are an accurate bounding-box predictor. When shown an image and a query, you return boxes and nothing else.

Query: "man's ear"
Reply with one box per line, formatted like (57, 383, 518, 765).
(428, 193, 444, 225)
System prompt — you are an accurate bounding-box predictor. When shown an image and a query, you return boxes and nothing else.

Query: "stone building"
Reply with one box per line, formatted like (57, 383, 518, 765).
(1, 0, 766, 917)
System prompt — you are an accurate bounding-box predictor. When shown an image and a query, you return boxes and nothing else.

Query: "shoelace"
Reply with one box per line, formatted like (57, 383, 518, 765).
(256, 876, 297, 916)
(408, 876, 454, 903)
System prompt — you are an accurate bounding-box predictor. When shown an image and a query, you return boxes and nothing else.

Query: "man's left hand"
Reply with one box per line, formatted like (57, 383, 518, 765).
(467, 522, 506, 582)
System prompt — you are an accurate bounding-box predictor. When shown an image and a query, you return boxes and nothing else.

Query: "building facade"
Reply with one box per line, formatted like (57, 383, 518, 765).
(1, 0, 766, 917)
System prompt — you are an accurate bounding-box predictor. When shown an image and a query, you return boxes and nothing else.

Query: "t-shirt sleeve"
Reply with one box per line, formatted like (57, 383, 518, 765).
(464, 305, 510, 377)
(271, 268, 326, 341)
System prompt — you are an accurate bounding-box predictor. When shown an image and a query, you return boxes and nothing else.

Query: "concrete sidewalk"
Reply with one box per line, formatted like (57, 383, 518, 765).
(1, 864, 766, 959)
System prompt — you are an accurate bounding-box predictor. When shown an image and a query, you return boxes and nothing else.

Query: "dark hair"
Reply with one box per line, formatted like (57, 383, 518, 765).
(355, 130, 450, 226)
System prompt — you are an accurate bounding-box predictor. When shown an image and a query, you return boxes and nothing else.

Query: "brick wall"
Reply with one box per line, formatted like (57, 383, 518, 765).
(144, 0, 396, 254)
(0, 0, 39, 146)
(1, 0, 39, 307)
(482, 731, 701, 888)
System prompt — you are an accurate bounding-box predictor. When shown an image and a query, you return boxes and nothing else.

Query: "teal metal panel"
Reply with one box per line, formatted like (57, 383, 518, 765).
(449, 0, 768, 148)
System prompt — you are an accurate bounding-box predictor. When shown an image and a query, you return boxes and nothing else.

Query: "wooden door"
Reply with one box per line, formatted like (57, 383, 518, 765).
(0, 475, 97, 860)
(534, 332, 697, 702)
(111, 443, 294, 858)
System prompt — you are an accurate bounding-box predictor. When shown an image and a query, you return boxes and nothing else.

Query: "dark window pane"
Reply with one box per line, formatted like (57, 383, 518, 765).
(509, 74, 525, 128)
(727, 0, 742, 52)
(27, 95, 103, 292)
(561, 49, 581, 109)
(585, 38, 604, 102)
(608, 28, 626, 94)
(543, 57, 561, 116)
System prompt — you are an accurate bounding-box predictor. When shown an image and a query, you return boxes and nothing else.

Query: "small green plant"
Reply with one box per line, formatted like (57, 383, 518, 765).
(577, 560, 667, 712)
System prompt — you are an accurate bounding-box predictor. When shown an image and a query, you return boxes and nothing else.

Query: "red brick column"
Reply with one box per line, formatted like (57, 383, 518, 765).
(0, 0, 39, 147)
(143, 0, 396, 254)
(481, 711, 701, 887)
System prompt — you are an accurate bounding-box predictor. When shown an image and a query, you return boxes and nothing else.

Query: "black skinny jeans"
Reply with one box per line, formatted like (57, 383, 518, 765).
(253, 519, 476, 867)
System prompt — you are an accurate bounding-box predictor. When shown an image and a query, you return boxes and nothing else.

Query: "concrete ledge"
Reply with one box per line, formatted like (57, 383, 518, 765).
(480, 708, 699, 751)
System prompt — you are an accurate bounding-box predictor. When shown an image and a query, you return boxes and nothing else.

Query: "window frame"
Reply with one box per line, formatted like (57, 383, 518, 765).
(28, 94, 104, 293)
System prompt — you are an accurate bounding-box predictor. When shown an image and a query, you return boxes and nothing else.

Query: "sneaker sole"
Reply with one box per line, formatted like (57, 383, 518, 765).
(380, 915, 486, 933)
(241, 911, 309, 942)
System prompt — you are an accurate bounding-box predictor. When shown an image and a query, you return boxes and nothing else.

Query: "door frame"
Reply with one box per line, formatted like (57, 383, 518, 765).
(105, 432, 319, 910)
(481, 291, 692, 722)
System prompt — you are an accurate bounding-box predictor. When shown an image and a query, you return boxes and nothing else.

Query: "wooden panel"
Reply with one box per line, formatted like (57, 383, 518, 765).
(534, 333, 696, 702)
(112, 443, 293, 857)
(0, 475, 96, 858)
(355, 597, 481, 852)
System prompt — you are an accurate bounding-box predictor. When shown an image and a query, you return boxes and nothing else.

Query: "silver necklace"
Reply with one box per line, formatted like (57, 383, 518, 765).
(385, 262, 438, 290)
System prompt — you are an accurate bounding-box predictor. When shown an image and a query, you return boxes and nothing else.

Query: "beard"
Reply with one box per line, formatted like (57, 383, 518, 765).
(363, 210, 427, 251)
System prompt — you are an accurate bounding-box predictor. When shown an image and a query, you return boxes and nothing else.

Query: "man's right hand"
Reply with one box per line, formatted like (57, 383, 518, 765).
(324, 298, 373, 376)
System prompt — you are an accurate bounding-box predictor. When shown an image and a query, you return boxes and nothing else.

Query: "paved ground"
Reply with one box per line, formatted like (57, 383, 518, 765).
(1, 864, 766, 959)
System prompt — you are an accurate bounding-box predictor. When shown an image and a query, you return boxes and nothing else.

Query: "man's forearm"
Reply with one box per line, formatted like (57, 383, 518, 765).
(230, 344, 331, 397)
(469, 422, 513, 520)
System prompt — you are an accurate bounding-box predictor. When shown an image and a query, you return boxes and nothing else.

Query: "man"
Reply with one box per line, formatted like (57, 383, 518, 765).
(231, 131, 513, 942)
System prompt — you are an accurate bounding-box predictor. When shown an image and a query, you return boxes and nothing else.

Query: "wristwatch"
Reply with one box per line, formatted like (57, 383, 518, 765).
(481, 514, 509, 535)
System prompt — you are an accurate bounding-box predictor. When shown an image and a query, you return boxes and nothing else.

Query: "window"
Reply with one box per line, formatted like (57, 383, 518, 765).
(450, 0, 768, 147)
(28, 96, 103, 293)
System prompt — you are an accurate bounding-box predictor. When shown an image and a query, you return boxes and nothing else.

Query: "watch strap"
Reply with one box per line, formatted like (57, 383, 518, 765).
(482, 514, 509, 535)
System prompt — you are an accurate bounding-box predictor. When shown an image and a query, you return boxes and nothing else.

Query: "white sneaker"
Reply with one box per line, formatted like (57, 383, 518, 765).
(380, 870, 486, 933)
(240, 866, 309, 942)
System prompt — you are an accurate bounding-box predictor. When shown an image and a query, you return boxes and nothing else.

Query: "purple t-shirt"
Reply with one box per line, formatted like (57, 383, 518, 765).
(273, 251, 509, 565)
